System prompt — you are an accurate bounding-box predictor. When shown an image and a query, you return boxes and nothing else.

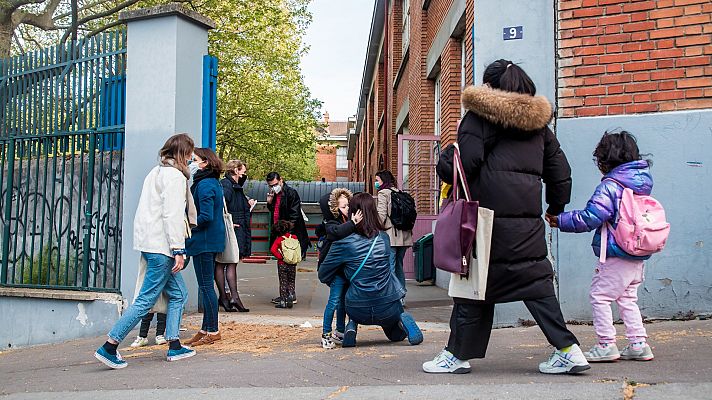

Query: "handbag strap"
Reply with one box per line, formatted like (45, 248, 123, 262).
(350, 235, 380, 283)
(452, 143, 472, 201)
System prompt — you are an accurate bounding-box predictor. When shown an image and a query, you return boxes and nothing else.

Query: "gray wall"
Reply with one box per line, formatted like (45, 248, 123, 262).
(557, 110, 712, 320)
(472, 0, 556, 103)
(122, 15, 209, 311)
(0, 296, 121, 349)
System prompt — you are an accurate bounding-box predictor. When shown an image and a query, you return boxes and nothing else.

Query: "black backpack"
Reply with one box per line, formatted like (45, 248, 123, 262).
(389, 190, 417, 231)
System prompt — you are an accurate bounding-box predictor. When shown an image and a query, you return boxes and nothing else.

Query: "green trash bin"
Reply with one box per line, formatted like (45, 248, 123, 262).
(413, 233, 434, 283)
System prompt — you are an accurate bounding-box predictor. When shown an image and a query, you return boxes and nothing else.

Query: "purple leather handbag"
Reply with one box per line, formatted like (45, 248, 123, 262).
(433, 143, 479, 276)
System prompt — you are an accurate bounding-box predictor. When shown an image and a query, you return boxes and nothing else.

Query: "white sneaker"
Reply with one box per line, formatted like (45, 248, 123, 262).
(130, 336, 148, 348)
(621, 342, 654, 361)
(584, 343, 620, 362)
(331, 331, 344, 345)
(321, 333, 336, 349)
(155, 335, 167, 345)
(539, 344, 591, 374)
(422, 349, 471, 374)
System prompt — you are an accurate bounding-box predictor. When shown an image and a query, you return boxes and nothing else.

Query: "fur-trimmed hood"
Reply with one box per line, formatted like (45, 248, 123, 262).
(462, 85, 553, 132)
(329, 188, 353, 219)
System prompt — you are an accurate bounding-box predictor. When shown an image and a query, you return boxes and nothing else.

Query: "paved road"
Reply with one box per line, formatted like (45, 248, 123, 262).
(1, 261, 711, 399)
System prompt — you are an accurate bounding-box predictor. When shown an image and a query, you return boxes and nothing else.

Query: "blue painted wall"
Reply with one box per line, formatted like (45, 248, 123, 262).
(556, 110, 712, 320)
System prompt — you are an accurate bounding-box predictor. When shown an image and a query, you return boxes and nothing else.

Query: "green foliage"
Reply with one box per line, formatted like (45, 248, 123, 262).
(19, 244, 77, 287)
(200, 0, 322, 181)
(6, 0, 322, 181)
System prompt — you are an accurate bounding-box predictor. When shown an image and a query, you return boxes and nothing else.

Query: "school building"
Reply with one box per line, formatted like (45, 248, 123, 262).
(348, 0, 712, 324)
(315, 112, 354, 182)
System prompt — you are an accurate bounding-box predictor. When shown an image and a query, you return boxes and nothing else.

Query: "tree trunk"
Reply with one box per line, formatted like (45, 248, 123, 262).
(0, 18, 13, 59)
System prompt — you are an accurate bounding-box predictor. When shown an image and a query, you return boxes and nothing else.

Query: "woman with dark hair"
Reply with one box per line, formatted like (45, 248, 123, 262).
(318, 193, 423, 348)
(215, 159, 254, 313)
(375, 170, 413, 301)
(424, 59, 589, 375)
(95, 133, 196, 369)
(184, 148, 226, 347)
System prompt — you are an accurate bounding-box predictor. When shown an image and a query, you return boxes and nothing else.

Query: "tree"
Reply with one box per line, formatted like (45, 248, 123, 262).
(0, 0, 147, 58)
(206, 0, 321, 181)
(2, 0, 322, 181)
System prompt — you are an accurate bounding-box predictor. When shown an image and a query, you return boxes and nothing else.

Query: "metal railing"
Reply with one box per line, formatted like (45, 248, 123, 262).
(0, 130, 124, 291)
(0, 30, 127, 138)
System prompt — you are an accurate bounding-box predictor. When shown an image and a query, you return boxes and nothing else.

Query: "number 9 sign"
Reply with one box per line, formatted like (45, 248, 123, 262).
(503, 26, 523, 41)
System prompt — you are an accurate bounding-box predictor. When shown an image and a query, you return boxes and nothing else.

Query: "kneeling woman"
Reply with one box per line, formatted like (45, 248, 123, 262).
(318, 192, 423, 347)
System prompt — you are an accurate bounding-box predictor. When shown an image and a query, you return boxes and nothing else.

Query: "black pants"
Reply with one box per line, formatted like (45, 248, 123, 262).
(446, 296, 579, 360)
(139, 312, 166, 337)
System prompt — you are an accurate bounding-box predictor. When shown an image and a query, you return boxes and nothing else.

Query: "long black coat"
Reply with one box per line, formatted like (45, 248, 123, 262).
(221, 175, 252, 258)
(437, 85, 572, 303)
(267, 183, 311, 258)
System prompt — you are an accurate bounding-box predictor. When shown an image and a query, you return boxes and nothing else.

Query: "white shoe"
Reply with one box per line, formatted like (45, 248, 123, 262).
(620, 342, 654, 361)
(331, 331, 344, 345)
(539, 344, 591, 374)
(422, 349, 471, 374)
(130, 336, 148, 348)
(584, 343, 620, 362)
(321, 333, 336, 349)
(155, 335, 167, 345)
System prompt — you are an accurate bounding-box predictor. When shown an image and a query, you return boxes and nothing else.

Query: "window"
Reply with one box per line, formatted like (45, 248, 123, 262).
(336, 146, 348, 169)
(434, 74, 441, 136)
(461, 39, 467, 117)
(402, 0, 410, 53)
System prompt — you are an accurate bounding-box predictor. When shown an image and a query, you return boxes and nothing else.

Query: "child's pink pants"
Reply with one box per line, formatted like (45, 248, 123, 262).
(590, 257, 647, 344)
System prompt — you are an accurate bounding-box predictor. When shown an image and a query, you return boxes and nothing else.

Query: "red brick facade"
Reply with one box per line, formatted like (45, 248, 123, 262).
(349, 0, 467, 191)
(558, 0, 712, 117)
(350, 0, 711, 183)
(316, 116, 351, 182)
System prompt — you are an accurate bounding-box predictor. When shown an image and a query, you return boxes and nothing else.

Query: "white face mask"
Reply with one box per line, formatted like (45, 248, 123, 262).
(271, 184, 282, 194)
(188, 162, 200, 177)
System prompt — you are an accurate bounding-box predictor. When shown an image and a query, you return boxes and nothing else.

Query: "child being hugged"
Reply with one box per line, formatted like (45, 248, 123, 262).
(548, 130, 658, 363)
(315, 188, 363, 349)
(270, 220, 301, 309)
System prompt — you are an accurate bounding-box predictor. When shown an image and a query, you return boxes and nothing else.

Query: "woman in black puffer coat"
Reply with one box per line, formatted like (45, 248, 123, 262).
(423, 60, 589, 376)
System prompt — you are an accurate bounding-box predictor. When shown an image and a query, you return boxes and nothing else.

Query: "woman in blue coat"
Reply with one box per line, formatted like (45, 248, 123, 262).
(318, 192, 423, 348)
(184, 148, 226, 347)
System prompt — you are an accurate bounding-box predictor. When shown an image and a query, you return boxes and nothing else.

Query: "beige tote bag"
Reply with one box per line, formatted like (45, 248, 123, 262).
(448, 206, 494, 301)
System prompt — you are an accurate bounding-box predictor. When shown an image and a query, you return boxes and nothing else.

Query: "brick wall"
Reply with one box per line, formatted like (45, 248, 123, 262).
(316, 145, 337, 181)
(440, 38, 463, 145)
(558, 0, 712, 117)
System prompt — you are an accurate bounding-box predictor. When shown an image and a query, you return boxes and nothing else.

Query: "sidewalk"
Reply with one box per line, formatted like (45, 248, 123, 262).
(1, 261, 711, 399)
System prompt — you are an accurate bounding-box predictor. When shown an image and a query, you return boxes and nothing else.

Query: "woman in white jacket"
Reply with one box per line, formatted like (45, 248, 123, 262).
(95, 133, 197, 369)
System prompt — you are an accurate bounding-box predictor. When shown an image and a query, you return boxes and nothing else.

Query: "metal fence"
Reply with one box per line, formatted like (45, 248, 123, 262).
(0, 131, 124, 291)
(0, 31, 126, 291)
(0, 31, 127, 137)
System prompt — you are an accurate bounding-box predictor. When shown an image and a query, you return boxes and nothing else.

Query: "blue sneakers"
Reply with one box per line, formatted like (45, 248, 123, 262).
(94, 346, 127, 369)
(342, 320, 358, 348)
(166, 346, 196, 362)
(399, 312, 423, 345)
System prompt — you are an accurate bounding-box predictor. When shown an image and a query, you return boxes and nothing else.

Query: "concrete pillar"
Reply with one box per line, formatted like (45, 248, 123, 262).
(118, 4, 215, 311)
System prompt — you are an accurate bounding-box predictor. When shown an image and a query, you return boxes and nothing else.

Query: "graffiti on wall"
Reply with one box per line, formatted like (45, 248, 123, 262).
(0, 153, 123, 289)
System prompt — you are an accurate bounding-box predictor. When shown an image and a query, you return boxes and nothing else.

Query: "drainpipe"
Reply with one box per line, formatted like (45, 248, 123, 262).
(383, 0, 389, 172)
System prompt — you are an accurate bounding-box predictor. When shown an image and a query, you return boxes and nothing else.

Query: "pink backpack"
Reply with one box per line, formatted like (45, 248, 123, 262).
(600, 178, 670, 262)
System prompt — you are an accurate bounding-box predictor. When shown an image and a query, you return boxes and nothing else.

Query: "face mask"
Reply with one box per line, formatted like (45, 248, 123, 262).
(271, 184, 282, 194)
(188, 162, 200, 177)
(374, 181, 381, 190)
(238, 174, 248, 186)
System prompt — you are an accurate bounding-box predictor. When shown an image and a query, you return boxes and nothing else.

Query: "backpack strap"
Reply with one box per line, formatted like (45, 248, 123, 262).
(350, 235, 380, 283)
(599, 223, 608, 264)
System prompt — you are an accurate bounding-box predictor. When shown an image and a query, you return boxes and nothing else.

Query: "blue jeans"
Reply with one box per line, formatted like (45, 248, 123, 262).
(108, 252, 187, 342)
(322, 275, 347, 335)
(193, 252, 219, 332)
(346, 300, 408, 342)
(390, 246, 408, 293)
